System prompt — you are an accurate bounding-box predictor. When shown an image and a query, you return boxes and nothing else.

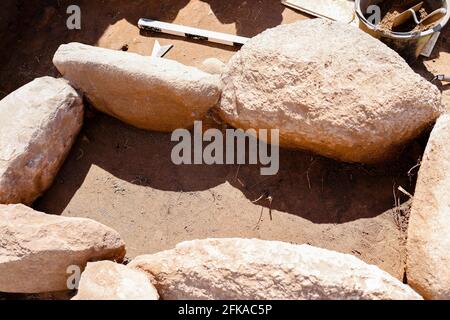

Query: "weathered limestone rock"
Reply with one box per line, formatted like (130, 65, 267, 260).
(73, 261, 159, 300)
(201, 58, 226, 75)
(0, 77, 83, 205)
(130, 238, 422, 300)
(0, 204, 126, 293)
(219, 19, 443, 163)
(53, 42, 221, 132)
(407, 114, 450, 300)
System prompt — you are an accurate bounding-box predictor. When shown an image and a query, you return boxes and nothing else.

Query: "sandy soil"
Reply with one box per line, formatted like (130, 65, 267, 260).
(0, 1, 449, 297)
(376, 0, 436, 31)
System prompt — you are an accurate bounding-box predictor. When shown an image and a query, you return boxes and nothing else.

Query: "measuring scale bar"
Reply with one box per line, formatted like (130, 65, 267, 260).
(138, 18, 250, 47)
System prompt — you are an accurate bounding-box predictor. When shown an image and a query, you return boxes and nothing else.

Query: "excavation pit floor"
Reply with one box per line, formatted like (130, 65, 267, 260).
(33, 110, 424, 281)
(1, 1, 449, 296)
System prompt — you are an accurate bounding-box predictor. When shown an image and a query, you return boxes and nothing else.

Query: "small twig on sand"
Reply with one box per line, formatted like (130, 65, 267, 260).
(254, 206, 264, 230)
(392, 181, 403, 231)
(252, 190, 270, 203)
(76, 148, 84, 161)
(407, 161, 422, 177)
(398, 186, 413, 198)
(267, 195, 273, 221)
(306, 171, 312, 190)
(237, 178, 246, 188)
(252, 191, 274, 229)
(252, 194, 265, 203)
(304, 158, 317, 190)
(234, 165, 241, 182)
(392, 182, 399, 208)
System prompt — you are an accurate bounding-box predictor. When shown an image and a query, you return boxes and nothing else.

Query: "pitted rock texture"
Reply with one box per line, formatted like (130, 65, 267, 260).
(73, 261, 159, 300)
(53, 42, 221, 132)
(219, 19, 443, 163)
(0, 204, 126, 293)
(130, 238, 422, 300)
(407, 114, 450, 300)
(0, 76, 83, 205)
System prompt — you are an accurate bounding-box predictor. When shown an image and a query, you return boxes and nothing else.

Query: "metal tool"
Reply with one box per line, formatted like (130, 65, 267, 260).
(414, 8, 447, 25)
(421, 31, 440, 57)
(138, 18, 249, 47)
(432, 74, 450, 82)
(392, 2, 424, 28)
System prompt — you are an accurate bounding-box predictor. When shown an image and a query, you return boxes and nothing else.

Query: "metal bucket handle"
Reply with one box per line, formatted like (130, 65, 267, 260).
(355, 0, 450, 39)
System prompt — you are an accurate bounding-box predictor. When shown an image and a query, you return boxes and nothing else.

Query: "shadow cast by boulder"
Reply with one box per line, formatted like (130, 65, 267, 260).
(199, 0, 286, 37)
(0, 0, 191, 97)
(34, 110, 425, 224)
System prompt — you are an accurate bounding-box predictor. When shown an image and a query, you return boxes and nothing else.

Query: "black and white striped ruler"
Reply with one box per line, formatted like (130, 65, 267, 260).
(138, 18, 249, 47)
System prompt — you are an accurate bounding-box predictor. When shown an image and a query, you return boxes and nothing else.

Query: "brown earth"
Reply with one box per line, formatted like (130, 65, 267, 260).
(0, 0, 449, 299)
(378, 0, 431, 32)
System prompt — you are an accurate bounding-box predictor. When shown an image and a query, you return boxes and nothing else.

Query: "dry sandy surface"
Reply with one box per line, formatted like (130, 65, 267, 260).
(1, 1, 449, 298)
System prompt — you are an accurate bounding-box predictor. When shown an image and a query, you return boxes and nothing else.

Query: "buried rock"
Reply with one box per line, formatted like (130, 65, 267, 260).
(219, 19, 443, 164)
(0, 77, 83, 205)
(72, 261, 159, 300)
(0, 204, 126, 293)
(201, 58, 226, 75)
(129, 238, 422, 300)
(53, 42, 221, 132)
(407, 114, 450, 300)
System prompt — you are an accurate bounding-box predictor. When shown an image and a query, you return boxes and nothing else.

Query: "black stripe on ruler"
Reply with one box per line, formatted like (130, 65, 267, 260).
(185, 33, 209, 41)
(140, 26, 162, 33)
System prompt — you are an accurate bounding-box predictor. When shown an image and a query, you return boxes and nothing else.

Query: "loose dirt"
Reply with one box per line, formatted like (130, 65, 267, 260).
(1, 1, 449, 299)
(380, 7, 429, 32)
(377, 0, 446, 33)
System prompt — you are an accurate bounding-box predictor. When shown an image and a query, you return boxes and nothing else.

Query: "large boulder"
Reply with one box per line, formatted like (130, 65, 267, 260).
(72, 261, 159, 300)
(53, 42, 221, 132)
(407, 114, 450, 300)
(219, 19, 443, 164)
(0, 76, 83, 205)
(0, 204, 126, 293)
(129, 238, 421, 300)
